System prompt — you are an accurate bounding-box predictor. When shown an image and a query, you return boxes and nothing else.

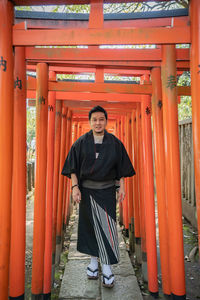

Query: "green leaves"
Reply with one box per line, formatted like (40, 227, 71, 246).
(178, 96, 192, 121)
(178, 71, 192, 121)
(15, 0, 188, 14)
(27, 107, 36, 150)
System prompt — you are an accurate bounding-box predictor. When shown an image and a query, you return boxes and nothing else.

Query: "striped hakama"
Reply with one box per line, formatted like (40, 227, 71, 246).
(77, 186, 119, 265)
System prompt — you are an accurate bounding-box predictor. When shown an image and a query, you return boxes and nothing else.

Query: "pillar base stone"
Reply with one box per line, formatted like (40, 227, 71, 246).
(150, 291, 159, 298)
(43, 293, 51, 300)
(135, 241, 142, 265)
(31, 294, 43, 300)
(56, 243, 62, 265)
(9, 295, 24, 300)
(171, 294, 186, 300)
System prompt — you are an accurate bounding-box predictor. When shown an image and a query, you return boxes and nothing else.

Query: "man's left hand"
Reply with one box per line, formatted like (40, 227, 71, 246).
(118, 187, 125, 202)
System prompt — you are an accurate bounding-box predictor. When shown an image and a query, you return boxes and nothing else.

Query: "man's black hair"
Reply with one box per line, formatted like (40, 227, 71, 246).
(89, 106, 108, 120)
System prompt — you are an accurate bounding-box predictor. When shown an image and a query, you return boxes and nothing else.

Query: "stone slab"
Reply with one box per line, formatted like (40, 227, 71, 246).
(68, 241, 91, 261)
(60, 298, 101, 300)
(117, 226, 124, 242)
(70, 232, 78, 241)
(118, 239, 127, 251)
(112, 255, 135, 276)
(114, 228, 135, 276)
(59, 260, 100, 299)
(70, 222, 78, 241)
(101, 274, 143, 300)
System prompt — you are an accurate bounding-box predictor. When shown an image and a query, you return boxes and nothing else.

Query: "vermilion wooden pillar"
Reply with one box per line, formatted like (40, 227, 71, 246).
(117, 118, 120, 139)
(62, 161, 68, 226)
(134, 104, 142, 264)
(137, 104, 147, 254)
(131, 110, 138, 249)
(89, 0, 103, 29)
(129, 111, 136, 252)
(31, 63, 48, 299)
(151, 67, 170, 296)
(114, 120, 117, 135)
(56, 105, 68, 264)
(65, 112, 73, 224)
(43, 71, 56, 299)
(73, 121, 78, 143)
(65, 179, 71, 225)
(80, 122, 83, 136)
(64, 110, 73, 225)
(0, 2, 14, 299)
(119, 117, 123, 225)
(78, 123, 82, 138)
(161, 45, 186, 299)
(141, 74, 158, 296)
(52, 100, 62, 275)
(62, 106, 69, 228)
(126, 112, 134, 250)
(9, 47, 26, 300)
(114, 120, 117, 136)
(125, 115, 129, 225)
(121, 116, 127, 228)
(132, 109, 140, 239)
(124, 115, 129, 232)
(116, 119, 119, 138)
(127, 112, 134, 225)
(190, 0, 200, 259)
(138, 100, 147, 276)
(77, 123, 80, 138)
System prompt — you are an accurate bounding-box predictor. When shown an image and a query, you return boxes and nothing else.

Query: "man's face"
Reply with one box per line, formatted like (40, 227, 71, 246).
(89, 112, 107, 135)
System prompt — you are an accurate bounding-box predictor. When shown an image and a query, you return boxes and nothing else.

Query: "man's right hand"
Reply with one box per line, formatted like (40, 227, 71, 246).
(72, 186, 81, 203)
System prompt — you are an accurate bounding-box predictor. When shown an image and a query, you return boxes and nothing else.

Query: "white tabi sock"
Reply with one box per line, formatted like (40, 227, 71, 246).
(102, 264, 114, 285)
(87, 256, 98, 277)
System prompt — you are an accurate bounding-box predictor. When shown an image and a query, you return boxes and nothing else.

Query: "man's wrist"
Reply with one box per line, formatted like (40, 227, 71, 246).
(72, 184, 79, 190)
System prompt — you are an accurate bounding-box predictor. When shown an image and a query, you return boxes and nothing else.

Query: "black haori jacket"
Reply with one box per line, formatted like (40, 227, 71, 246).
(62, 130, 135, 185)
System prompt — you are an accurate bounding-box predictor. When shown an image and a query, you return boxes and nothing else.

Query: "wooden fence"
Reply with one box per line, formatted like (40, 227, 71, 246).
(27, 160, 35, 196)
(179, 118, 197, 228)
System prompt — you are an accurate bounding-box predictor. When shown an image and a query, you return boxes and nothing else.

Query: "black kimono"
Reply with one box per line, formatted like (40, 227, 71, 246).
(62, 130, 135, 265)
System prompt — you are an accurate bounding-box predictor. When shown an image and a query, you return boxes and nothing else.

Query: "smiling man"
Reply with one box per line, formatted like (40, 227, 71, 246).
(62, 106, 135, 288)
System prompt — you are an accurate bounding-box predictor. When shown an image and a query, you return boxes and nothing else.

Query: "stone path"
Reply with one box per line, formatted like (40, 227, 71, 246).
(59, 218, 143, 300)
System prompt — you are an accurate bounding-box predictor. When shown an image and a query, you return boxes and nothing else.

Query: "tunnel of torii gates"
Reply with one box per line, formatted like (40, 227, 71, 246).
(1, 0, 200, 299)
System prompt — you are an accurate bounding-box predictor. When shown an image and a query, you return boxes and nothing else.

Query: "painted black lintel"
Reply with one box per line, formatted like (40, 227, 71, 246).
(15, 8, 188, 21)
(58, 79, 139, 84)
(26, 74, 140, 84)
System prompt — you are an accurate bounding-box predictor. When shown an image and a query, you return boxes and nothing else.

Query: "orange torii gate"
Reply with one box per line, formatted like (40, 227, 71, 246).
(26, 66, 186, 298)
(26, 58, 189, 300)
(26, 61, 187, 298)
(0, 1, 200, 300)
